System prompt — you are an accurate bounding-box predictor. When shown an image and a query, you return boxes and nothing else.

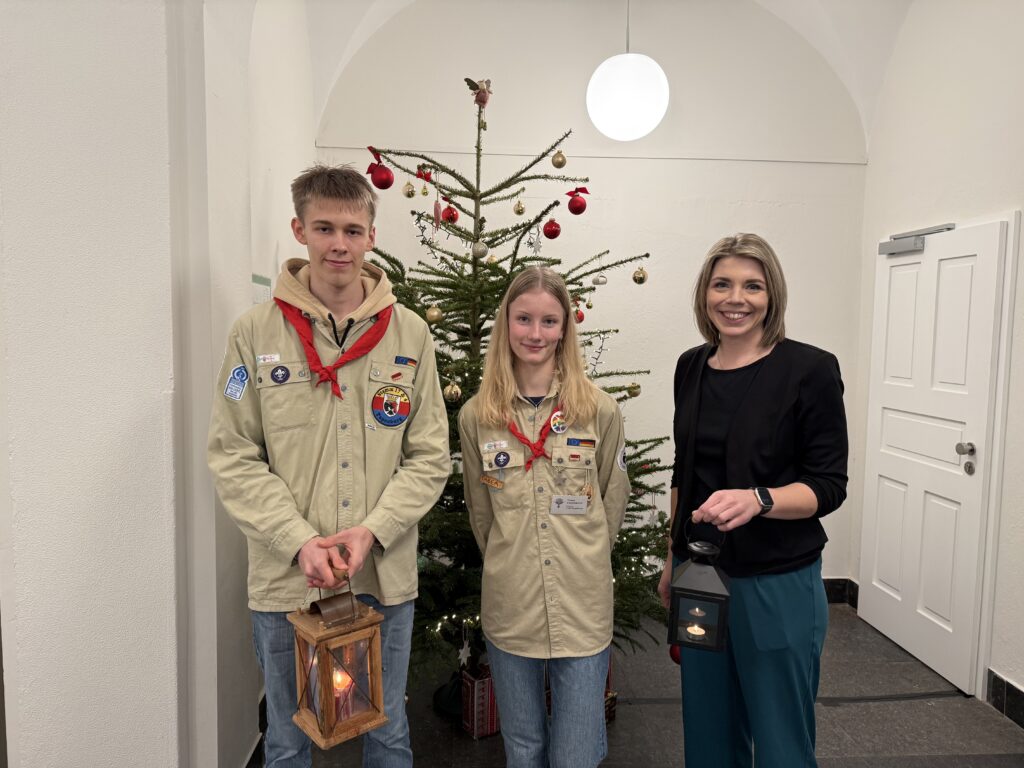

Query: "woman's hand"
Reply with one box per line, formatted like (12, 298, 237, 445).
(692, 489, 762, 531)
(657, 558, 673, 609)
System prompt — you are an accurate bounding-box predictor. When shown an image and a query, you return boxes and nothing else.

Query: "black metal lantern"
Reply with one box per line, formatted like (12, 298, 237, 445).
(668, 541, 730, 652)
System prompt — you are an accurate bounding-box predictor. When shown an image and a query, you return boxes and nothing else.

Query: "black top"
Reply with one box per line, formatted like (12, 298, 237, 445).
(670, 339, 848, 577)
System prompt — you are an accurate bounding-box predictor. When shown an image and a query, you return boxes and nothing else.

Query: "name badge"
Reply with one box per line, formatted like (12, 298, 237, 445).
(550, 495, 588, 515)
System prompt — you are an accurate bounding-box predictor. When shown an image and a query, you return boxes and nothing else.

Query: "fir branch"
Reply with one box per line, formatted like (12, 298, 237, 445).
(373, 148, 476, 194)
(479, 130, 573, 198)
(481, 187, 526, 205)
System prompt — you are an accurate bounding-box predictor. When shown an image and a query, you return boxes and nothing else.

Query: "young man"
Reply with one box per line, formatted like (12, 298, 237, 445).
(208, 164, 449, 768)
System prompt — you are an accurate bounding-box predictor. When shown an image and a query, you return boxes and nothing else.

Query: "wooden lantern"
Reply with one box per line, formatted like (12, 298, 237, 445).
(287, 585, 388, 749)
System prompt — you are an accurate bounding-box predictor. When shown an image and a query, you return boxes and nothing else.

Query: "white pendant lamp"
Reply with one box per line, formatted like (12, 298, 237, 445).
(586, 1, 669, 142)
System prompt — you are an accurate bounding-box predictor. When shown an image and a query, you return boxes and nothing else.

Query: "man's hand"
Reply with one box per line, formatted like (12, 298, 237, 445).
(318, 525, 377, 577)
(298, 536, 348, 590)
(692, 489, 762, 532)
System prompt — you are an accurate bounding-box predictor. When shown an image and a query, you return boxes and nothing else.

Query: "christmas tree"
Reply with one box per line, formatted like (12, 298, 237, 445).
(368, 78, 668, 674)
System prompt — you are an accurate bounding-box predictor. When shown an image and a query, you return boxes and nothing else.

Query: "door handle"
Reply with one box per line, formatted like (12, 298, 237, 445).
(955, 441, 976, 456)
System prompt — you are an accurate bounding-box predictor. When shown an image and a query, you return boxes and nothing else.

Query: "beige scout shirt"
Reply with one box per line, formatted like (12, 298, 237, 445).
(459, 384, 630, 658)
(208, 259, 450, 611)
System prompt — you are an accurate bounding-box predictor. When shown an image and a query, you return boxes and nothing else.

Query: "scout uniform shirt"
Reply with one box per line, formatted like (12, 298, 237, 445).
(208, 259, 450, 611)
(459, 384, 630, 658)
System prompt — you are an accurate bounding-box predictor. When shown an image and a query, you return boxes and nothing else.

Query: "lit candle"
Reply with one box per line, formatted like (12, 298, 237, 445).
(685, 624, 706, 640)
(333, 667, 354, 721)
(688, 606, 706, 618)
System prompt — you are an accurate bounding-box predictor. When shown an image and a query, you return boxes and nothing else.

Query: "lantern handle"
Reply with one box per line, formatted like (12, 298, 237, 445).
(682, 516, 726, 557)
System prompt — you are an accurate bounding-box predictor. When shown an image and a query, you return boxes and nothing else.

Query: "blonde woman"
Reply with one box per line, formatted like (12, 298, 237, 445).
(459, 267, 630, 768)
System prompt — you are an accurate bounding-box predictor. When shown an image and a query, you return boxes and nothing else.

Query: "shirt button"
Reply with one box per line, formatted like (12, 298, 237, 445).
(536, 486, 544, 493)
(541, 522, 548, 529)
(556, 457, 563, 464)
(528, 415, 535, 422)
(544, 559, 551, 565)
(372, 369, 381, 377)
(341, 461, 349, 469)
(342, 499, 350, 508)
(585, 459, 592, 465)
(340, 383, 348, 392)
(340, 423, 348, 430)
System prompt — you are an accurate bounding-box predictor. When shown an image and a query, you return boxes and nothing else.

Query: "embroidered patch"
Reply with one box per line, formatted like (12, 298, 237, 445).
(371, 385, 412, 427)
(493, 451, 511, 468)
(257, 353, 280, 364)
(270, 365, 290, 384)
(391, 371, 403, 381)
(394, 356, 418, 367)
(481, 475, 504, 490)
(566, 437, 596, 448)
(224, 365, 248, 401)
(569, 452, 581, 462)
(483, 440, 508, 451)
(617, 445, 628, 471)
(550, 411, 568, 434)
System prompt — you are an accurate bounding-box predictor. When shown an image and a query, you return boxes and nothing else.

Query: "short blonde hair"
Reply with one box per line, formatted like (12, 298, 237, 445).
(290, 164, 378, 224)
(475, 267, 598, 427)
(692, 233, 787, 346)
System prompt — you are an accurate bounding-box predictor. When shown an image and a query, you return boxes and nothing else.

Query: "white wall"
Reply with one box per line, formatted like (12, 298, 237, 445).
(315, 0, 866, 578)
(0, 1, 181, 764)
(856, 0, 1024, 691)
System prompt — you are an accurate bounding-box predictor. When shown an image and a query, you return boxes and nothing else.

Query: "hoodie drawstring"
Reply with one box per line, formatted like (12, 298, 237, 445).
(328, 314, 356, 350)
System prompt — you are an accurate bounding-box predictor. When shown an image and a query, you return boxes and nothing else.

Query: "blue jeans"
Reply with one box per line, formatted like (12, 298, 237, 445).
(485, 638, 610, 768)
(251, 597, 414, 768)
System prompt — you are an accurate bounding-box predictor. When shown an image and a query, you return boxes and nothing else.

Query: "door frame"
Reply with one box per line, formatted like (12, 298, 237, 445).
(975, 210, 1021, 698)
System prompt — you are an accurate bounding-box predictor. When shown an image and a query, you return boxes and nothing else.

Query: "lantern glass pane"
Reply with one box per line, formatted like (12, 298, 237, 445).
(675, 596, 720, 646)
(329, 637, 373, 723)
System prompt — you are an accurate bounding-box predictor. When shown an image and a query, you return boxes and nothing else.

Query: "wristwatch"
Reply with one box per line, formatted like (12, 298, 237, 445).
(752, 486, 774, 515)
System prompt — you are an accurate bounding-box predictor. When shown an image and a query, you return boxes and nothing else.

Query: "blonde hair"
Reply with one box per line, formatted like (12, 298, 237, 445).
(692, 233, 788, 346)
(476, 267, 598, 427)
(290, 164, 378, 224)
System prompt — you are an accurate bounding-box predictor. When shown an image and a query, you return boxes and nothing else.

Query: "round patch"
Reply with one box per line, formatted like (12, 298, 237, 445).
(494, 451, 511, 468)
(230, 365, 249, 383)
(617, 445, 628, 472)
(549, 410, 568, 434)
(270, 365, 290, 384)
(371, 385, 412, 427)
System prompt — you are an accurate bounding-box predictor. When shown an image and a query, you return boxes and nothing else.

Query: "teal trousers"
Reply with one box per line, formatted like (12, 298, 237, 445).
(679, 558, 827, 768)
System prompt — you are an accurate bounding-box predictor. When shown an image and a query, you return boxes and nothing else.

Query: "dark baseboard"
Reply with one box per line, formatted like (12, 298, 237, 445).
(245, 694, 267, 768)
(824, 578, 858, 609)
(987, 669, 1024, 732)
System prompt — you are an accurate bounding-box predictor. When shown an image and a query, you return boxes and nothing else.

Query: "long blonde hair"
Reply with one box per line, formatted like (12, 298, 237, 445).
(476, 267, 598, 427)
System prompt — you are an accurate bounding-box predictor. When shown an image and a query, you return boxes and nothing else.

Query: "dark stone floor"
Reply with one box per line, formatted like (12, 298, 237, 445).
(304, 605, 1024, 767)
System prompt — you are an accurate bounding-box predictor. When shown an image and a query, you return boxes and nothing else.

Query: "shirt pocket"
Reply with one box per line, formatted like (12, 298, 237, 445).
(367, 360, 416, 430)
(550, 446, 598, 496)
(255, 361, 313, 433)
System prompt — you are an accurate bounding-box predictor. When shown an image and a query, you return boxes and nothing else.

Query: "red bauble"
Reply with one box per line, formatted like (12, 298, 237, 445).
(669, 645, 681, 665)
(543, 218, 561, 239)
(575, 309, 585, 323)
(568, 195, 587, 215)
(441, 205, 459, 223)
(369, 164, 394, 190)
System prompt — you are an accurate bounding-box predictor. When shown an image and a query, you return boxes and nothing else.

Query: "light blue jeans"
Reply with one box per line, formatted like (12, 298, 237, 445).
(251, 596, 414, 768)
(485, 638, 610, 768)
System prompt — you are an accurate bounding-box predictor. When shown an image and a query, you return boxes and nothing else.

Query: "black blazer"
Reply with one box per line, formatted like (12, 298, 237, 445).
(670, 339, 848, 576)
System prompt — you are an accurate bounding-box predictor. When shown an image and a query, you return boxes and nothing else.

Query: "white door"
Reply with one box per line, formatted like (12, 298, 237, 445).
(858, 221, 1008, 694)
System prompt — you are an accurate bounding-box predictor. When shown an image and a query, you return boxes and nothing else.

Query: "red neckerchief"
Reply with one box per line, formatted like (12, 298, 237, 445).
(274, 298, 393, 399)
(508, 401, 562, 472)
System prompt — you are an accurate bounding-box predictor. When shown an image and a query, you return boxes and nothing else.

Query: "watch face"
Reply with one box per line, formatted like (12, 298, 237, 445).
(755, 487, 773, 507)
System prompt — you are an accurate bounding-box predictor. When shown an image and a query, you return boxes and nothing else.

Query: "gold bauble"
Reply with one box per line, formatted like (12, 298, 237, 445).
(472, 241, 489, 258)
(486, 254, 498, 264)
(420, 184, 429, 196)
(627, 382, 642, 398)
(551, 150, 567, 169)
(426, 306, 444, 324)
(514, 199, 526, 216)
(585, 299, 593, 309)
(402, 181, 416, 198)
(632, 267, 648, 285)
(443, 382, 462, 403)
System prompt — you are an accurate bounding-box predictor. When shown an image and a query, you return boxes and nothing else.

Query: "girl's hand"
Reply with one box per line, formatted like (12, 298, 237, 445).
(692, 489, 762, 532)
(657, 558, 673, 609)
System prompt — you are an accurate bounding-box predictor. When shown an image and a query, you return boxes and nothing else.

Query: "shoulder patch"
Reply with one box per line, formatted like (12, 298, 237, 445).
(371, 385, 412, 427)
(617, 445, 628, 472)
(394, 355, 418, 367)
(224, 365, 249, 401)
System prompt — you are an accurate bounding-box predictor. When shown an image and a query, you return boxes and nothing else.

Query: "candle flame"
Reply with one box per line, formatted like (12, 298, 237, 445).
(688, 606, 706, 618)
(686, 624, 707, 638)
(333, 668, 353, 691)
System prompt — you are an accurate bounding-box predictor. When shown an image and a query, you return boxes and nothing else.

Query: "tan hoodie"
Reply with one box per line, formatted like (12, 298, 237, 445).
(208, 259, 450, 610)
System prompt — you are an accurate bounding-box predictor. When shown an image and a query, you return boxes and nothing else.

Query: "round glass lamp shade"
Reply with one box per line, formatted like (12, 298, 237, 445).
(586, 53, 669, 141)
